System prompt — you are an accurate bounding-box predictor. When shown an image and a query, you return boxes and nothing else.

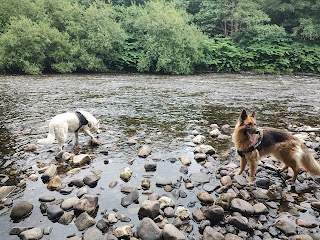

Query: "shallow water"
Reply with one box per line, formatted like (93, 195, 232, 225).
(0, 73, 319, 239)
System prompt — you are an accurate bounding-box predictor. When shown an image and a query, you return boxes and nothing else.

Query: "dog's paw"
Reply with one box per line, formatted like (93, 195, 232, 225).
(90, 139, 101, 146)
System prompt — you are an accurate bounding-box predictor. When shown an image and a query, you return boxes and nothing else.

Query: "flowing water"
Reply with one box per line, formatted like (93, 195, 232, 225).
(0, 73, 319, 239)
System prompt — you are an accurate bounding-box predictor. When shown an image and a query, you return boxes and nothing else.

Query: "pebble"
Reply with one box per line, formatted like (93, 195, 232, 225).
(138, 144, 152, 157)
(19, 227, 43, 240)
(197, 192, 214, 204)
(10, 201, 34, 220)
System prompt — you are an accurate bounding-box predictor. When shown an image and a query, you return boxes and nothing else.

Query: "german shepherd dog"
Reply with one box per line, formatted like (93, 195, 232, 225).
(232, 110, 320, 185)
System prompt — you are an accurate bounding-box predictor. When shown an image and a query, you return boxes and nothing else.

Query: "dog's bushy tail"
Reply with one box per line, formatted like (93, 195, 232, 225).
(38, 125, 55, 145)
(301, 145, 320, 175)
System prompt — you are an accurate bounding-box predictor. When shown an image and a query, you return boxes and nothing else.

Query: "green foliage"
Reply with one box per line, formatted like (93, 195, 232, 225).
(0, 16, 74, 74)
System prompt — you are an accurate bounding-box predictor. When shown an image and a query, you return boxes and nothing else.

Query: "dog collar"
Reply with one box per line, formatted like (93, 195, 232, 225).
(75, 111, 89, 132)
(237, 129, 263, 157)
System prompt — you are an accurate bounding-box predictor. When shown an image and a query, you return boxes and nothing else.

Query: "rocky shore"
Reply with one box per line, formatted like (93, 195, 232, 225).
(1, 124, 320, 240)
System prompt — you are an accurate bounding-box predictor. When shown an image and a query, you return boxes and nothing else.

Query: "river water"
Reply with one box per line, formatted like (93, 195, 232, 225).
(0, 73, 319, 239)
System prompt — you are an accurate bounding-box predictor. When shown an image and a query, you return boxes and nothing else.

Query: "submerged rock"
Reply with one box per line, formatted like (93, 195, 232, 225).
(10, 201, 34, 220)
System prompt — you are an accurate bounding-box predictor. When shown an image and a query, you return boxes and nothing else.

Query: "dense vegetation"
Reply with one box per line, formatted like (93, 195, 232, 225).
(0, 0, 320, 75)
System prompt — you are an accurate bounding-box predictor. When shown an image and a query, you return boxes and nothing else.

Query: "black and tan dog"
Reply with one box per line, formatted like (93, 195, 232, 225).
(232, 110, 320, 185)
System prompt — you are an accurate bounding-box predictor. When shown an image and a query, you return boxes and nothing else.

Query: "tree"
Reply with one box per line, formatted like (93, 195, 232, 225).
(0, 16, 74, 74)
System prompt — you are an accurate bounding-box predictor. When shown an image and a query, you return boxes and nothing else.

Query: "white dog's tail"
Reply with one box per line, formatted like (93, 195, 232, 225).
(38, 124, 55, 145)
(301, 144, 320, 175)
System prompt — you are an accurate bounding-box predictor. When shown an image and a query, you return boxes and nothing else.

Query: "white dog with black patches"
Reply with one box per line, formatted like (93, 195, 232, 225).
(38, 110, 100, 152)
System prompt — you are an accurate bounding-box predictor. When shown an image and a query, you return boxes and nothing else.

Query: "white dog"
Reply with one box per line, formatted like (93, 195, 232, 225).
(38, 110, 100, 152)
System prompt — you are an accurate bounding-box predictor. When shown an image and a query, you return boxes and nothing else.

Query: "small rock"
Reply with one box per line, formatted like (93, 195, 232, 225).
(201, 205, 224, 224)
(46, 204, 64, 221)
(192, 135, 206, 144)
(136, 217, 162, 240)
(138, 200, 160, 219)
(174, 206, 190, 220)
(19, 228, 43, 240)
(159, 196, 175, 209)
(83, 226, 103, 240)
(24, 144, 37, 152)
(162, 224, 186, 240)
(74, 194, 98, 215)
(190, 173, 210, 183)
(275, 219, 296, 235)
(114, 225, 133, 238)
(120, 167, 132, 182)
(83, 174, 101, 188)
(138, 144, 152, 157)
(10, 201, 33, 220)
(230, 198, 254, 216)
(144, 163, 157, 172)
(203, 226, 224, 240)
(73, 154, 91, 165)
(179, 156, 191, 165)
(47, 175, 63, 190)
(74, 212, 96, 231)
(197, 192, 214, 205)
(121, 189, 139, 207)
(58, 212, 74, 225)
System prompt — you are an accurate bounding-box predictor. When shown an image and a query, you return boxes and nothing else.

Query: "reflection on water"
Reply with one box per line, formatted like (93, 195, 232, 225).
(0, 73, 319, 239)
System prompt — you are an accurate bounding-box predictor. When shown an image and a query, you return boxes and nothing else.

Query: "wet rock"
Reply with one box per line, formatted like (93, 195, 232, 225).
(163, 224, 186, 240)
(41, 164, 57, 182)
(220, 175, 232, 187)
(121, 185, 137, 193)
(156, 178, 172, 187)
(253, 203, 268, 215)
(10, 201, 33, 220)
(174, 206, 190, 220)
(179, 156, 191, 165)
(190, 173, 210, 183)
(180, 166, 188, 175)
(202, 183, 218, 192)
(107, 211, 118, 224)
(141, 179, 151, 189)
(58, 212, 74, 225)
(83, 226, 103, 240)
(311, 201, 320, 211)
(159, 196, 175, 209)
(62, 152, 73, 161)
(114, 225, 133, 238)
(230, 198, 254, 216)
(60, 185, 73, 195)
(74, 212, 96, 231)
(9, 227, 33, 235)
(70, 179, 85, 188)
(193, 135, 206, 144)
(67, 168, 82, 176)
(19, 227, 43, 240)
(28, 174, 38, 182)
(233, 175, 247, 187)
(39, 196, 56, 202)
(225, 215, 252, 232)
(74, 194, 98, 215)
(0, 186, 15, 200)
(24, 144, 37, 152)
(203, 226, 224, 240)
(291, 235, 313, 240)
(96, 218, 109, 232)
(121, 189, 139, 207)
(215, 192, 237, 210)
(120, 167, 132, 182)
(194, 145, 216, 155)
(295, 218, 318, 228)
(47, 204, 64, 221)
(194, 153, 207, 162)
(138, 144, 152, 157)
(210, 129, 221, 138)
(197, 192, 214, 205)
(109, 180, 118, 188)
(164, 207, 175, 218)
(225, 233, 243, 240)
(144, 163, 157, 172)
(138, 200, 160, 219)
(136, 217, 162, 240)
(61, 197, 79, 211)
(192, 209, 206, 222)
(275, 219, 296, 235)
(252, 189, 269, 201)
(47, 175, 63, 190)
(76, 186, 89, 198)
(73, 154, 91, 165)
(201, 205, 224, 224)
(83, 174, 101, 188)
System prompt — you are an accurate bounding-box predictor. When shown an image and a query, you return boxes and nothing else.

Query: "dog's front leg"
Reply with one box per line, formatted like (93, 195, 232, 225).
(247, 151, 260, 185)
(236, 157, 247, 175)
(74, 132, 79, 145)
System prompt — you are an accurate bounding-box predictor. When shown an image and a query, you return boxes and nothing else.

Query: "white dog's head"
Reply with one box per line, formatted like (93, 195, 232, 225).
(89, 120, 100, 133)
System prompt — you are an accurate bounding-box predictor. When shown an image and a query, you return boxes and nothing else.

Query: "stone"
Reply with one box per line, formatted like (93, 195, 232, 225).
(121, 189, 139, 207)
(192, 209, 206, 222)
(24, 144, 37, 152)
(252, 189, 269, 201)
(74, 212, 96, 231)
(190, 173, 210, 183)
(291, 235, 313, 240)
(141, 179, 151, 189)
(83, 174, 101, 187)
(174, 206, 190, 220)
(96, 218, 109, 232)
(194, 153, 207, 162)
(164, 207, 175, 218)
(194, 144, 216, 155)
(41, 164, 57, 182)
(74, 194, 98, 215)
(162, 224, 186, 240)
(120, 167, 132, 182)
(83, 226, 103, 240)
(114, 225, 133, 238)
(253, 203, 268, 215)
(275, 220, 296, 235)
(10, 201, 33, 220)
(28, 174, 38, 182)
(47, 175, 62, 190)
(192, 135, 206, 144)
(38, 196, 55, 202)
(73, 154, 91, 165)
(138, 200, 160, 219)
(201, 205, 224, 224)
(197, 191, 214, 205)
(210, 129, 221, 137)
(0, 186, 15, 200)
(225, 215, 252, 232)
(156, 178, 172, 186)
(76, 186, 88, 198)
(60, 197, 78, 211)
(203, 226, 224, 240)
(67, 168, 82, 176)
(233, 175, 247, 186)
(230, 198, 254, 216)
(220, 175, 232, 187)
(295, 218, 318, 228)
(138, 144, 152, 157)
(19, 228, 43, 240)
(225, 233, 243, 240)
(58, 212, 74, 225)
(109, 180, 118, 188)
(202, 183, 218, 192)
(46, 204, 64, 221)
(70, 179, 84, 188)
(136, 217, 162, 240)
(179, 156, 191, 165)
(144, 163, 157, 172)
(159, 196, 175, 209)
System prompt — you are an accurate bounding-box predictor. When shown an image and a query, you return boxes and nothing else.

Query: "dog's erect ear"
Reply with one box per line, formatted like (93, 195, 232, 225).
(249, 111, 255, 118)
(239, 109, 247, 122)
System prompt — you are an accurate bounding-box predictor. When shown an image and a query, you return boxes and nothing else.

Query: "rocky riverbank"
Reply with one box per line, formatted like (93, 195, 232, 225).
(1, 124, 320, 240)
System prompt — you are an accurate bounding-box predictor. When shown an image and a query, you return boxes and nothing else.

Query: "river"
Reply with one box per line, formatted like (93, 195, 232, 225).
(0, 73, 319, 239)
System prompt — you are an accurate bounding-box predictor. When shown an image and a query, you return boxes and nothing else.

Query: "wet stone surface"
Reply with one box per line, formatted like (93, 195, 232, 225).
(0, 74, 320, 239)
